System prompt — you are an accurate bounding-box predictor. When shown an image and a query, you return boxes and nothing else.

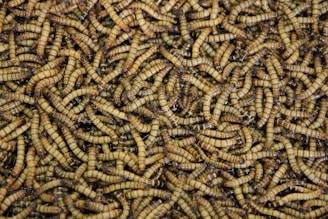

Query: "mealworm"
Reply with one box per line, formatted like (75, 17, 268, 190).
(249, 200, 294, 219)
(145, 184, 183, 219)
(0, 2, 7, 33)
(3, 121, 31, 142)
(277, 189, 324, 206)
(97, 151, 139, 172)
(238, 12, 277, 25)
(255, 87, 274, 128)
(85, 105, 119, 144)
(129, 128, 146, 171)
(126, 44, 160, 77)
(123, 31, 141, 72)
(228, 0, 255, 24)
(93, 98, 127, 120)
(136, 200, 164, 219)
(297, 68, 328, 100)
(180, 73, 212, 93)
(302, 199, 328, 211)
(129, 2, 175, 23)
(282, 4, 304, 38)
(36, 20, 50, 57)
(99, 0, 130, 32)
(158, 85, 178, 127)
(74, 199, 120, 212)
(25, 146, 37, 189)
(219, 43, 235, 69)
(41, 112, 73, 161)
(159, 46, 183, 68)
(164, 141, 195, 163)
(204, 83, 234, 128)
(3, 201, 37, 219)
(125, 189, 171, 200)
(298, 157, 328, 187)
(34, 70, 64, 98)
(103, 181, 149, 194)
(82, 170, 123, 184)
(39, 132, 72, 172)
(35, 204, 62, 214)
(188, 12, 225, 30)
(49, 15, 88, 35)
(192, 28, 211, 58)
(0, 190, 27, 215)
(8, 168, 28, 193)
(222, 17, 247, 39)
(277, 119, 327, 140)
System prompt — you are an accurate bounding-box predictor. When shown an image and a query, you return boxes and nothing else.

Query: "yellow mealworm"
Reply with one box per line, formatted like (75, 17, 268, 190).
(39, 134, 72, 171)
(302, 199, 328, 211)
(297, 68, 328, 100)
(130, 128, 146, 171)
(49, 15, 88, 35)
(83, 170, 123, 184)
(228, 0, 255, 24)
(249, 200, 294, 219)
(99, 0, 130, 32)
(123, 31, 141, 72)
(97, 151, 139, 172)
(238, 12, 277, 25)
(103, 181, 148, 194)
(256, 88, 273, 128)
(277, 189, 324, 206)
(192, 28, 211, 58)
(277, 119, 327, 140)
(125, 189, 171, 200)
(282, 4, 304, 38)
(188, 12, 225, 30)
(36, 20, 50, 57)
(74, 199, 120, 212)
(25, 146, 37, 189)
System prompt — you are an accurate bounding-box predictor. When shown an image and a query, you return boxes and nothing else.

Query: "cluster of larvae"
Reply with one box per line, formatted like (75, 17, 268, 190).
(0, 0, 328, 218)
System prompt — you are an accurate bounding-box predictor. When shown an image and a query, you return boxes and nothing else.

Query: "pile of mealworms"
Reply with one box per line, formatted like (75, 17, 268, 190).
(0, 0, 328, 218)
